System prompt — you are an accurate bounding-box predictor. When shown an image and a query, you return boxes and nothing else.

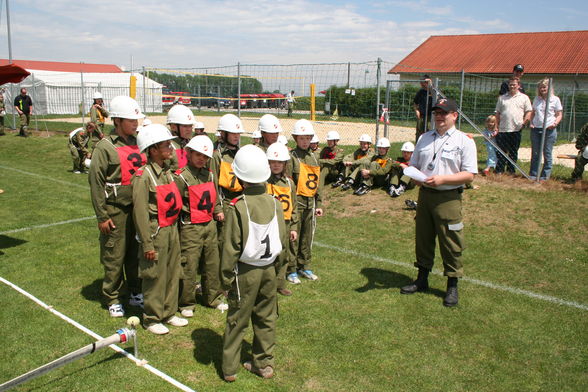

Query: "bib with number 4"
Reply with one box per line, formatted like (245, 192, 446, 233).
(239, 197, 282, 267)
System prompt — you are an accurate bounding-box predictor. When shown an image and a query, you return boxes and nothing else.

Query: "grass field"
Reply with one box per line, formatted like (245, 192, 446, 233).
(0, 132, 587, 391)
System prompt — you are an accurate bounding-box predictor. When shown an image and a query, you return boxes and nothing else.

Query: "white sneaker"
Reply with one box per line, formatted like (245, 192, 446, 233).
(216, 303, 229, 312)
(299, 269, 318, 281)
(287, 272, 301, 284)
(73, 170, 81, 174)
(108, 304, 125, 318)
(180, 309, 194, 318)
(146, 323, 169, 335)
(129, 293, 144, 308)
(166, 316, 188, 327)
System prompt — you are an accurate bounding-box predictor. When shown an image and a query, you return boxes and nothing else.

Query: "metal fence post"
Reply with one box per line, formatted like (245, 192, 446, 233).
(458, 69, 464, 129)
(80, 70, 85, 126)
(237, 62, 241, 117)
(375, 58, 381, 141)
(142, 66, 147, 114)
(32, 73, 38, 132)
(384, 80, 391, 138)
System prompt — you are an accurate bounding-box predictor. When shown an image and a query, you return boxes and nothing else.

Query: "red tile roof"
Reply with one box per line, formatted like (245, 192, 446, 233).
(0, 59, 122, 73)
(388, 30, 588, 75)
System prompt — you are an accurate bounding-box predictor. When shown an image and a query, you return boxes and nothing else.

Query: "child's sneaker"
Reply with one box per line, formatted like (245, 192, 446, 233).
(405, 199, 418, 210)
(331, 175, 345, 188)
(180, 309, 194, 318)
(243, 361, 274, 379)
(393, 184, 406, 197)
(340, 178, 354, 191)
(129, 293, 144, 308)
(146, 323, 169, 335)
(388, 184, 398, 197)
(299, 269, 318, 281)
(287, 272, 301, 284)
(166, 316, 188, 327)
(108, 303, 125, 318)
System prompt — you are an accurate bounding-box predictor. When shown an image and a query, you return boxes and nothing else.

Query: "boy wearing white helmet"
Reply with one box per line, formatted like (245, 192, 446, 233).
(167, 104, 196, 170)
(355, 137, 394, 196)
(309, 134, 319, 153)
(251, 130, 262, 146)
(90, 92, 109, 145)
(220, 145, 287, 382)
(257, 114, 282, 151)
(339, 133, 375, 191)
(211, 114, 245, 203)
(132, 124, 187, 335)
(388, 141, 416, 197)
(320, 130, 345, 187)
(213, 131, 223, 150)
(68, 122, 96, 174)
(266, 142, 298, 296)
(175, 135, 227, 314)
(286, 119, 323, 283)
(194, 121, 206, 136)
(88, 95, 145, 318)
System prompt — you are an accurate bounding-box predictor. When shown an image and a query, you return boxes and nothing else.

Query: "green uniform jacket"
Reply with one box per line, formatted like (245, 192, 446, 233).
(174, 165, 222, 219)
(70, 130, 90, 156)
(169, 138, 189, 172)
(343, 147, 375, 166)
(132, 161, 177, 253)
(319, 145, 344, 168)
(369, 155, 394, 176)
(88, 133, 139, 222)
(210, 143, 241, 202)
(220, 185, 288, 290)
(90, 105, 109, 137)
(287, 146, 323, 209)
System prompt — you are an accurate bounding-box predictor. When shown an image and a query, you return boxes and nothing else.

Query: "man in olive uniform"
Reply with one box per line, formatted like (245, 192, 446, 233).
(175, 135, 225, 314)
(286, 119, 323, 283)
(88, 96, 144, 318)
(338, 134, 375, 191)
(319, 130, 345, 187)
(256, 114, 282, 152)
(90, 92, 109, 146)
(400, 98, 477, 307)
(220, 144, 287, 382)
(166, 104, 195, 171)
(14, 88, 33, 137)
(570, 122, 588, 182)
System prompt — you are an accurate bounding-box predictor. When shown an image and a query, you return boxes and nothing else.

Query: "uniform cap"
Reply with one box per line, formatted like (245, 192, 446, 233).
(432, 98, 458, 113)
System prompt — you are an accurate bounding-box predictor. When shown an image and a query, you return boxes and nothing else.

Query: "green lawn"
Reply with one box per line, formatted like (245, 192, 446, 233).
(0, 134, 586, 391)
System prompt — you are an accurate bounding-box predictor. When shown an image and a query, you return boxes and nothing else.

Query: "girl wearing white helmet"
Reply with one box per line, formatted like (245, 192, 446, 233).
(320, 130, 345, 187)
(266, 142, 299, 296)
(286, 119, 322, 283)
(132, 124, 187, 335)
(257, 114, 282, 151)
(388, 141, 416, 197)
(88, 95, 145, 319)
(175, 135, 227, 313)
(354, 137, 393, 196)
(90, 91, 109, 145)
(219, 144, 287, 382)
(167, 104, 196, 170)
(338, 133, 375, 191)
(68, 122, 96, 174)
(211, 114, 245, 204)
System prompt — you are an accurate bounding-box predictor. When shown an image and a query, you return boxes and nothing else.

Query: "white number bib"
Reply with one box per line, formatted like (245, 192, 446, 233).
(239, 197, 282, 266)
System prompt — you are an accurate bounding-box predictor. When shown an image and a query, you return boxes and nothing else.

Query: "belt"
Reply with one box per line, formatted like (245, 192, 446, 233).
(421, 186, 463, 194)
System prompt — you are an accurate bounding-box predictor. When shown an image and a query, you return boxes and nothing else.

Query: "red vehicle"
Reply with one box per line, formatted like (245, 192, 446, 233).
(234, 93, 285, 109)
(162, 90, 191, 105)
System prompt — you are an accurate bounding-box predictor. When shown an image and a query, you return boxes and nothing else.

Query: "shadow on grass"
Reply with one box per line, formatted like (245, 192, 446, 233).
(192, 327, 253, 379)
(0, 235, 28, 255)
(81, 278, 102, 304)
(355, 267, 445, 298)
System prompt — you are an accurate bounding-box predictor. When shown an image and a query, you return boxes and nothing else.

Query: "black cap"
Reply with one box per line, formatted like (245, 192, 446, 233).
(422, 74, 430, 80)
(513, 64, 524, 72)
(432, 98, 458, 112)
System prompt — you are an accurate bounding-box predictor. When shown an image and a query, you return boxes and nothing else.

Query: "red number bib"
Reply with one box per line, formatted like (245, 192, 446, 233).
(188, 182, 217, 224)
(116, 145, 146, 185)
(156, 182, 183, 227)
(175, 148, 188, 169)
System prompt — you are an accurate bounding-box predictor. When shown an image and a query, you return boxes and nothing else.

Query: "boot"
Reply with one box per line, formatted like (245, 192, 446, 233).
(443, 277, 459, 307)
(331, 175, 345, 188)
(400, 267, 429, 294)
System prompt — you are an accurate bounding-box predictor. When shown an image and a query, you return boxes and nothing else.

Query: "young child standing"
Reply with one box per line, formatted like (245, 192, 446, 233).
(482, 115, 498, 176)
(220, 144, 287, 382)
(133, 124, 188, 335)
(286, 119, 323, 283)
(266, 142, 298, 296)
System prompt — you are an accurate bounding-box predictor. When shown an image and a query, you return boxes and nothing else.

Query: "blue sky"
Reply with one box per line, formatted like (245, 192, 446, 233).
(0, 0, 586, 70)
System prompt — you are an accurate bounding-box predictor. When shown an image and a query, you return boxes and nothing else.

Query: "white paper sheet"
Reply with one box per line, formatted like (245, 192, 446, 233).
(403, 166, 428, 182)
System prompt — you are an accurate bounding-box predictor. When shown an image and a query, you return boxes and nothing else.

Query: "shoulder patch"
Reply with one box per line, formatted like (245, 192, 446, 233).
(135, 169, 143, 177)
(174, 168, 183, 175)
(230, 197, 242, 206)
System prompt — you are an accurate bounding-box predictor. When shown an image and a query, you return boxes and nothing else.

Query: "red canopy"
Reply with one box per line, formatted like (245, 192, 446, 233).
(0, 63, 30, 85)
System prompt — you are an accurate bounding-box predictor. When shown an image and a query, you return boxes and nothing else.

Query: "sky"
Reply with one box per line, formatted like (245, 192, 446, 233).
(0, 0, 586, 71)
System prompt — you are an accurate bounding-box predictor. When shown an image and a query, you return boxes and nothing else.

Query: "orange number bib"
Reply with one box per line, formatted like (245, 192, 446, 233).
(219, 160, 243, 193)
(297, 162, 320, 197)
(266, 183, 293, 220)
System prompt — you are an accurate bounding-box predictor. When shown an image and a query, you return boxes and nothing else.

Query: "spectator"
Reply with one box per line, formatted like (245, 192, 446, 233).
(482, 115, 498, 175)
(494, 77, 532, 174)
(413, 74, 433, 141)
(570, 122, 588, 182)
(68, 122, 95, 174)
(499, 64, 525, 95)
(14, 87, 33, 137)
(529, 79, 563, 180)
(286, 90, 295, 117)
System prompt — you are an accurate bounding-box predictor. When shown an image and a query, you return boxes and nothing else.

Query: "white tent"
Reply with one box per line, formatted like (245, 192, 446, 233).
(4, 70, 163, 115)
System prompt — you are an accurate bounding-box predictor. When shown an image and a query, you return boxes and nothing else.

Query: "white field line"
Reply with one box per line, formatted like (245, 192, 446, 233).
(0, 276, 196, 392)
(314, 241, 588, 312)
(0, 216, 96, 235)
(0, 164, 88, 190)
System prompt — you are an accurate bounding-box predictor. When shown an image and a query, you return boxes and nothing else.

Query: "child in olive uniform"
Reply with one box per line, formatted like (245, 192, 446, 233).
(167, 104, 195, 171)
(320, 131, 345, 187)
(133, 124, 188, 335)
(88, 96, 144, 318)
(338, 134, 375, 190)
(388, 141, 415, 197)
(68, 123, 95, 174)
(221, 144, 287, 382)
(266, 142, 298, 296)
(175, 135, 225, 315)
(354, 137, 393, 196)
(286, 119, 323, 283)
(256, 114, 282, 152)
(90, 92, 109, 148)
(570, 122, 588, 182)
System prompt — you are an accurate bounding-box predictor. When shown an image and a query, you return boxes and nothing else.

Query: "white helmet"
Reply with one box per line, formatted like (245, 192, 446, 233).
(142, 119, 152, 127)
(401, 141, 415, 152)
(109, 96, 144, 120)
(218, 113, 244, 133)
(167, 104, 195, 125)
(84, 158, 92, 168)
(92, 92, 103, 100)
(266, 142, 290, 161)
(326, 131, 340, 140)
(359, 134, 372, 143)
(292, 119, 314, 136)
(376, 137, 391, 148)
(258, 114, 282, 133)
(185, 135, 214, 158)
(215, 131, 221, 137)
(252, 130, 262, 139)
(277, 135, 288, 145)
(311, 135, 319, 144)
(232, 144, 270, 183)
(137, 123, 175, 153)
(194, 121, 205, 130)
